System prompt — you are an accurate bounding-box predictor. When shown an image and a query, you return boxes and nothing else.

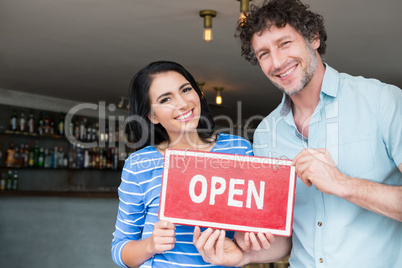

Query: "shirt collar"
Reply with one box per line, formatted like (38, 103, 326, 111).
(279, 63, 339, 116)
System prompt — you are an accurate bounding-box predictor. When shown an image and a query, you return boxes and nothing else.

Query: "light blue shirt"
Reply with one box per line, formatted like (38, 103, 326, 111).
(253, 65, 402, 267)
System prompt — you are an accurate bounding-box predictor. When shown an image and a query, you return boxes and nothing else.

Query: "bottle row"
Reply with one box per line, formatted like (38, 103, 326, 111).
(3, 140, 124, 170)
(0, 170, 19, 191)
(7, 108, 121, 143)
(9, 108, 65, 136)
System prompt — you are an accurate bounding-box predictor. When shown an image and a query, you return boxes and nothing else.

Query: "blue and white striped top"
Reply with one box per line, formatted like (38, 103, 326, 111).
(112, 133, 253, 268)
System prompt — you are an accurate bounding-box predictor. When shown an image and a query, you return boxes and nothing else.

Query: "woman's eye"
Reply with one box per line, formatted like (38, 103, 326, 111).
(182, 87, 193, 93)
(159, 97, 170, 104)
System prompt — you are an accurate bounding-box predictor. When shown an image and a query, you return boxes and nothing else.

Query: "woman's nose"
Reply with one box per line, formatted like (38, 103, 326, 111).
(174, 95, 188, 111)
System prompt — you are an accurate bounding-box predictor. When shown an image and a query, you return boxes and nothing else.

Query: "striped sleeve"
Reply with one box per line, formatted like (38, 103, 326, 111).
(111, 149, 161, 267)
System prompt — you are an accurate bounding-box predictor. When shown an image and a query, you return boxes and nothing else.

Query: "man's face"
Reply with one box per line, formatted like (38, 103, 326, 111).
(251, 24, 320, 95)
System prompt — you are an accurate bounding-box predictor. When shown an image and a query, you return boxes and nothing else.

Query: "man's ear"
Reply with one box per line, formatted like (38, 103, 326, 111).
(148, 113, 159, 124)
(311, 33, 320, 50)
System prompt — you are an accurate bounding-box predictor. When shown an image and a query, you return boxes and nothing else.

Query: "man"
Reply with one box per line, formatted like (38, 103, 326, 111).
(194, 0, 402, 267)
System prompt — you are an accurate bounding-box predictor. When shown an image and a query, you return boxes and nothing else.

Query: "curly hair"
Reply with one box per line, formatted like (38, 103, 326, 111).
(235, 0, 327, 65)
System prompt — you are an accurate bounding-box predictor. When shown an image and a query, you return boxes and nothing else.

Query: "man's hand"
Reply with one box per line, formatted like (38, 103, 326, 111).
(292, 148, 347, 196)
(193, 227, 243, 266)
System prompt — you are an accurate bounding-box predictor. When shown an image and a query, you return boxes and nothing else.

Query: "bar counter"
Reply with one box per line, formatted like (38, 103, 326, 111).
(0, 190, 118, 198)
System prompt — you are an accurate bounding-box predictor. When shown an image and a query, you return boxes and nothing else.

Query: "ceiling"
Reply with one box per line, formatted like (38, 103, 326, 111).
(1, 0, 401, 124)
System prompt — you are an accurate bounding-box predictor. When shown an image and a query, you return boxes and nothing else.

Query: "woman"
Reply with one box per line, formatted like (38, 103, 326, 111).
(111, 61, 253, 268)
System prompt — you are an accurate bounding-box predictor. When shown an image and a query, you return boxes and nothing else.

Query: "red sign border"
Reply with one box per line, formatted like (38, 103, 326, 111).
(159, 149, 296, 236)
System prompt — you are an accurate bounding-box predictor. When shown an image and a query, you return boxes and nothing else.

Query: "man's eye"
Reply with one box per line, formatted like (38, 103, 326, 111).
(259, 52, 269, 59)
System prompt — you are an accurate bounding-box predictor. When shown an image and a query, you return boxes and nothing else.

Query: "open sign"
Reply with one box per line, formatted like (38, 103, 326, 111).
(159, 149, 296, 236)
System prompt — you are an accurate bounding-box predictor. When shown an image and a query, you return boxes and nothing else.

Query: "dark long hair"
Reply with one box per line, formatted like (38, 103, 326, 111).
(236, 0, 327, 65)
(128, 61, 215, 150)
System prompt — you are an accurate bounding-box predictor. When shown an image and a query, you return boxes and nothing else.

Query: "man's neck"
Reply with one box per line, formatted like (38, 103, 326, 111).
(290, 61, 326, 138)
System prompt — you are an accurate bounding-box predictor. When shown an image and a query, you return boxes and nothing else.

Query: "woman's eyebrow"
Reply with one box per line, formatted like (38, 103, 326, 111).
(156, 82, 191, 102)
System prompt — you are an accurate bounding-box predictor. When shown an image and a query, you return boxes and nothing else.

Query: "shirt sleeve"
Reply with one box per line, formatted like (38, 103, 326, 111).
(111, 160, 145, 267)
(377, 84, 402, 167)
(244, 138, 253, 156)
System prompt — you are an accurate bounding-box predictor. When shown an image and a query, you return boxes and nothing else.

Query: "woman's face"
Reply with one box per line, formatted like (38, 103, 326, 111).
(147, 71, 201, 140)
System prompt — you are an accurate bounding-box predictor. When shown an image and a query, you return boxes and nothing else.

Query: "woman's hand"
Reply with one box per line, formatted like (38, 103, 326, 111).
(151, 220, 176, 253)
(234, 231, 275, 252)
(193, 226, 243, 266)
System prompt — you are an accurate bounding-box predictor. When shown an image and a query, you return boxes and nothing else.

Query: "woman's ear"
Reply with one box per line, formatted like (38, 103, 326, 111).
(148, 113, 159, 124)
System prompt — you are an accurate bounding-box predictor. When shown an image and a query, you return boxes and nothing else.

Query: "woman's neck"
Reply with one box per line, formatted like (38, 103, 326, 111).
(156, 132, 215, 155)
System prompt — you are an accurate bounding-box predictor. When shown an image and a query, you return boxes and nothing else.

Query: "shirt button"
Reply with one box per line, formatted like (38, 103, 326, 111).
(319, 258, 324, 263)
(318, 221, 322, 226)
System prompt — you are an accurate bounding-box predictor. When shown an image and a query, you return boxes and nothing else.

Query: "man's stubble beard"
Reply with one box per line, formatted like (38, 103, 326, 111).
(270, 41, 318, 96)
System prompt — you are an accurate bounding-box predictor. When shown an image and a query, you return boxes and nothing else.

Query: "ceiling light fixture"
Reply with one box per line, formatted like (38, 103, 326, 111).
(197, 81, 205, 91)
(199, 10, 217, 42)
(117, 96, 125, 109)
(237, 0, 251, 24)
(214, 87, 224, 105)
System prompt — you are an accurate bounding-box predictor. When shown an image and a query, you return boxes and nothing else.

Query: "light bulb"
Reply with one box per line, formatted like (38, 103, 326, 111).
(216, 95, 222, 105)
(239, 12, 248, 25)
(203, 28, 213, 42)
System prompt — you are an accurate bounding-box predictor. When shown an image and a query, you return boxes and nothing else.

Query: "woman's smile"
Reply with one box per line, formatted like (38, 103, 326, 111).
(175, 109, 194, 122)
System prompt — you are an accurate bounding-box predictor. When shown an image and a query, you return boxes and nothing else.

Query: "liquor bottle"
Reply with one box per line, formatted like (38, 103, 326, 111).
(12, 170, 19, 191)
(24, 143, 29, 167)
(14, 146, 20, 168)
(58, 114, 64, 136)
(19, 109, 26, 132)
(79, 118, 87, 141)
(87, 124, 92, 141)
(84, 149, 90, 169)
(38, 113, 44, 135)
(49, 149, 54, 169)
(43, 115, 50, 134)
(74, 120, 80, 140)
(112, 147, 119, 170)
(63, 151, 68, 168)
(91, 148, 97, 169)
(58, 147, 64, 168)
(95, 147, 100, 169)
(0, 173, 6, 191)
(76, 144, 84, 169)
(68, 120, 74, 138)
(19, 143, 25, 168)
(38, 147, 44, 168)
(33, 141, 39, 167)
(106, 148, 112, 169)
(92, 126, 97, 142)
(50, 119, 55, 135)
(68, 144, 76, 169)
(6, 141, 16, 167)
(53, 146, 59, 168)
(105, 124, 109, 144)
(10, 109, 17, 131)
(6, 170, 13, 190)
(28, 142, 35, 168)
(28, 110, 35, 133)
(44, 149, 51, 168)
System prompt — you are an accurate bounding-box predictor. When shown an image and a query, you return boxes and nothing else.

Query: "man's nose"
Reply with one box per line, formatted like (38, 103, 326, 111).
(271, 50, 286, 70)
